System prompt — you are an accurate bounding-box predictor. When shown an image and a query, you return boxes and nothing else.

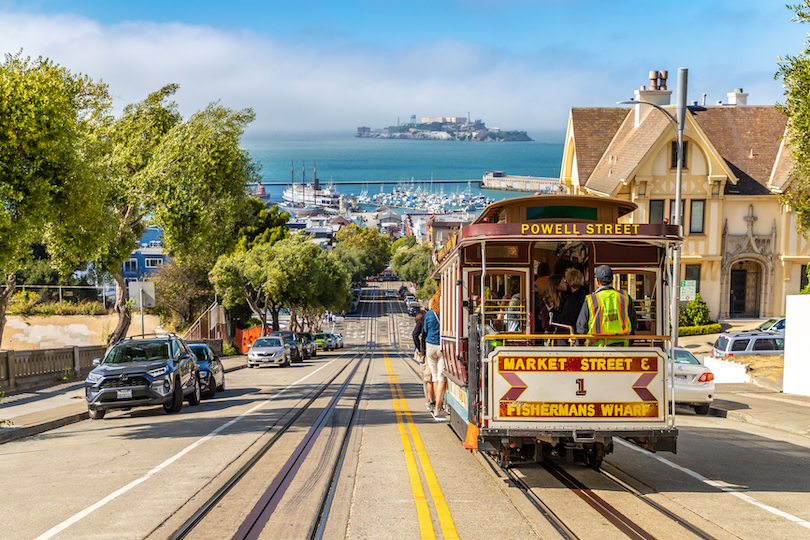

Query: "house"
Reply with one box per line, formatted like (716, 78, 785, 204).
(560, 70, 810, 320)
(425, 214, 474, 249)
(121, 225, 168, 283)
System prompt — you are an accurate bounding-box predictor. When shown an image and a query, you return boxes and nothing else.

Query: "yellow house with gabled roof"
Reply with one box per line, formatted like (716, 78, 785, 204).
(560, 71, 810, 320)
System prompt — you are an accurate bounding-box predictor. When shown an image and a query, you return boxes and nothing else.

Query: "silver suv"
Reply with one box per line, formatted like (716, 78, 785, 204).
(711, 331, 784, 358)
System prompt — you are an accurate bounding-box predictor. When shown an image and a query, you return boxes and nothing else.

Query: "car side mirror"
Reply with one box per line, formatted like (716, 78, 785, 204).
(92, 358, 101, 365)
(179, 352, 192, 360)
(247, 344, 253, 349)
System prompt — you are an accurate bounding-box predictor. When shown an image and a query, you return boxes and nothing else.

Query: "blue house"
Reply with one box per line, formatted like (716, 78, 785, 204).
(121, 226, 169, 283)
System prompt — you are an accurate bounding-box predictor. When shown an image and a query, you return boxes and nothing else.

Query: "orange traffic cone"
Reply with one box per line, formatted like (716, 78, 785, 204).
(462, 423, 479, 450)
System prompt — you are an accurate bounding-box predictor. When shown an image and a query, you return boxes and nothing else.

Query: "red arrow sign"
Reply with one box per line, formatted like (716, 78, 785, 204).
(500, 372, 527, 401)
(632, 372, 657, 402)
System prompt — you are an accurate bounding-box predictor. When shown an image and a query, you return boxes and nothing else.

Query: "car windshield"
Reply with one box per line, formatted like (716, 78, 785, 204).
(189, 346, 208, 362)
(674, 349, 701, 364)
(254, 338, 282, 348)
(106, 341, 169, 363)
(756, 319, 780, 331)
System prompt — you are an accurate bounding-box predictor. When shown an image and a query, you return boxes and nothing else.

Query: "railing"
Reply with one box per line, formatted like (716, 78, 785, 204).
(1, 345, 107, 393)
(183, 302, 228, 341)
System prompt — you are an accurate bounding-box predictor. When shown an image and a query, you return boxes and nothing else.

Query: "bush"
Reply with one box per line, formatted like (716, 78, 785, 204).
(685, 294, 711, 326)
(9, 296, 107, 316)
(679, 323, 722, 336)
(222, 342, 238, 356)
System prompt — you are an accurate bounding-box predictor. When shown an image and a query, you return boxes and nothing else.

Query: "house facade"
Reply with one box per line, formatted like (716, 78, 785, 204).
(560, 71, 810, 320)
(121, 225, 168, 283)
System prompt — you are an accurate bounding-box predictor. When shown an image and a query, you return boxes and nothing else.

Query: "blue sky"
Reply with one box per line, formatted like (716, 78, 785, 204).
(0, 1, 806, 138)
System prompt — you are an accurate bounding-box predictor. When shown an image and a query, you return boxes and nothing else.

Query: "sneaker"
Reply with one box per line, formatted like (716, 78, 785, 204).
(432, 410, 447, 422)
(425, 402, 434, 411)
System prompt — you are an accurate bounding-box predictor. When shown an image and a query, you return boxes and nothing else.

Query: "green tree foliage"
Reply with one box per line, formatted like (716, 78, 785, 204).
(777, 2, 810, 233)
(329, 245, 370, 284)
(265, 234, 350, 330)
(233, 198, 290, 253)
(0, 52, 111, 344)
(679, 294, 712, 327)
(334, 223, 391, 276)
(97, 85, 259, 345)
(390, 243, 432, 285)
(151, 260, 215, 330)
(391, 236, 416, 254)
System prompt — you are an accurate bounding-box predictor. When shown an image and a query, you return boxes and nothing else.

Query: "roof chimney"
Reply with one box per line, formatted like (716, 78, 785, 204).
(634, 69, 673, 127)
(727, 88, 748, 106)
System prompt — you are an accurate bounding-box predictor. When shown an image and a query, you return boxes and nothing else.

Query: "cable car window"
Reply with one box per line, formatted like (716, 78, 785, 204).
(527, 206, 598, 221)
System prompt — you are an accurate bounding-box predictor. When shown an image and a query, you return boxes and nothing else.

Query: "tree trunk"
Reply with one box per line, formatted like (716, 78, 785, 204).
(271, 304, 281, 332)
(107, 272, 132, 347)
(0, 274, 16, 347)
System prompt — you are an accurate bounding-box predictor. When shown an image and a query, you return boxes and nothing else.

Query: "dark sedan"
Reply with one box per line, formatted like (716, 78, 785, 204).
(188, 343, 225, 399)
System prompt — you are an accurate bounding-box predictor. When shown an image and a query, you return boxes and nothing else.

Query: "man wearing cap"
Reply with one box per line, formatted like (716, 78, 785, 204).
(576, 265, 637, 346)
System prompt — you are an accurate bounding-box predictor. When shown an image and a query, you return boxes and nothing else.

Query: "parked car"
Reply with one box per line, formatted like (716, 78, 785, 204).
(408, 304, 422, 316)
(296, 332, 316, 358)
(188, 343, 225, 399)
(332, 333, 344, 348)
(313, 333, 335, 351)
(385, 290, 397, 298)
(299, 332, 317, 357)
(247, 337, 290, 368)
(748, 317, 786, 333)
(268, 331, 303, 362)
(398, 285, 410, 298)
(711, 331, 785, 358)
(672, 348, 714, 415)
(85, 334, 200, 419)
(404, 295, 416, 305)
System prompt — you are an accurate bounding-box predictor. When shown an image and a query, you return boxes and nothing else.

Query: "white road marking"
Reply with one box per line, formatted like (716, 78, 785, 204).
(616, 438, 810, 529)
(33, 361, 336, 540)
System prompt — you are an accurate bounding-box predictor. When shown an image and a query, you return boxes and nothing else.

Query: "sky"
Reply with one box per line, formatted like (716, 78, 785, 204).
(0, 0, 807, 139)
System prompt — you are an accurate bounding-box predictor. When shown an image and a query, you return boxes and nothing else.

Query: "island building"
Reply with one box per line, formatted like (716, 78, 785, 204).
(559, 70, 809, 320)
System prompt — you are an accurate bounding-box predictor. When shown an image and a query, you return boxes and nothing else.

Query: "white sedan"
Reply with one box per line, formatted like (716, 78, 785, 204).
(672, 347, 715, 415)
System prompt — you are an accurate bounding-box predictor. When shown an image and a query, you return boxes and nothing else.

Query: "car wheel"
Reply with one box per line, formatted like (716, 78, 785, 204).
(88, 407, 105, 420)
(694, 403, 710, 415)
(164, 378, 184, 413)
(217, 376, 225, 392)
(188, 375, 202, 406)
(204, 375, 217, 399)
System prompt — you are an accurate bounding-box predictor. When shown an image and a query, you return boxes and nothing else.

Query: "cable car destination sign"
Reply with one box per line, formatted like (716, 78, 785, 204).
(491, 348, 667, 423)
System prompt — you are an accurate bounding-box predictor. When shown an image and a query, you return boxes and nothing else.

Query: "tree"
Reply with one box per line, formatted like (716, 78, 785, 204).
(0, 52, 111, 344)
(233, 198, 290, 253)
(151, 260, 215, 330)
(96, 85, 259, 345)
(777, 2, 810, 233)
(391, 236, 416, 254)
(334, 223, 391, 276)
(390, 243, 432, 285)
(265, 234, 350, 330)
(329, 244, 370, 284)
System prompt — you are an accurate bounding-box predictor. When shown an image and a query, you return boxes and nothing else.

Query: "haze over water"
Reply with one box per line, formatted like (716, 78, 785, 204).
(246, 131, 565, 203)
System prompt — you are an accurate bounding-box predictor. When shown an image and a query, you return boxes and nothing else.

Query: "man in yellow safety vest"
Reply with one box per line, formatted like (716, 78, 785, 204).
(575, 265, 637, 346)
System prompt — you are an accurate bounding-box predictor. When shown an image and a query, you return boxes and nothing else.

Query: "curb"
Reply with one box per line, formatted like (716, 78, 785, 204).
(0, 410, 89, 445)
(709, 406, 809, 438)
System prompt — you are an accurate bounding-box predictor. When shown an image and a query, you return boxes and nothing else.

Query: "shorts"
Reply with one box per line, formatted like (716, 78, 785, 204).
(426, 342, 446, 383)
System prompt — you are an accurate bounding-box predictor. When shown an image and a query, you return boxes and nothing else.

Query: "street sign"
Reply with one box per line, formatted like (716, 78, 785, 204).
(680, 279, 696, 302)
(127, 281, 156, 309)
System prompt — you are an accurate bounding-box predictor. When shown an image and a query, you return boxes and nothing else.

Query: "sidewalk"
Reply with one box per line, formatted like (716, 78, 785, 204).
(0, 355, 247, 444)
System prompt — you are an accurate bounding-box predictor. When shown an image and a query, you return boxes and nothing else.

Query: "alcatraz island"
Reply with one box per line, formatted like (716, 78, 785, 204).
(356, 115, 532, 142)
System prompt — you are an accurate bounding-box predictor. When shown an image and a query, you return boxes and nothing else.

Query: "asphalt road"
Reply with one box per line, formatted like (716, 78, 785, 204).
(1, 285, 809, 540)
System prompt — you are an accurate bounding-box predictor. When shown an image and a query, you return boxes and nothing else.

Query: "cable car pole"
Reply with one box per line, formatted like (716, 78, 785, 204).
(671, 68, 687, 348)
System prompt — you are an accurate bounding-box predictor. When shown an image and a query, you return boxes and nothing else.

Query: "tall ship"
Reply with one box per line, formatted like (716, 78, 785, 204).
(282, 161, 340, 208)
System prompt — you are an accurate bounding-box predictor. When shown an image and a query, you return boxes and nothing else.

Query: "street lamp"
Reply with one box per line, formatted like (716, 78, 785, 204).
(618, 68, 688, 349)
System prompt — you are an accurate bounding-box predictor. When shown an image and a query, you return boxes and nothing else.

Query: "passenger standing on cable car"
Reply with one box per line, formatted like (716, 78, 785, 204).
(560, 268, 588, 344)
(538, 274, 567, 345)
(412, 308, 435, 412)
(576, 265, 637, 346)
(422, 293, 447, 421)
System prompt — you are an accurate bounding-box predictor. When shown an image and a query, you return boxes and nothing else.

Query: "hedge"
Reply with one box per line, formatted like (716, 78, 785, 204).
(679, 323, 722, 337)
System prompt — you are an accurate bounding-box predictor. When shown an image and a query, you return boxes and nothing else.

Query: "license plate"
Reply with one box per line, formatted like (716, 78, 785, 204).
(261, 358, 270, 362)
(674, 375, 687, 381)
(117, 389, 132, 399)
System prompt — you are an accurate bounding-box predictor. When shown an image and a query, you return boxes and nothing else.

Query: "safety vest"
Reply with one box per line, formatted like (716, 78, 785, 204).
(585, 288, 631, 346)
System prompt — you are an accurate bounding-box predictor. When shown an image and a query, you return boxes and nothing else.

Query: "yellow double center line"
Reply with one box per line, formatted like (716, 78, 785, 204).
(383, 348, 459, 540)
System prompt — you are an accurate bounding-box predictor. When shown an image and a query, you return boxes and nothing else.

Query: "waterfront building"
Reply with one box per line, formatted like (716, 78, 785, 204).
(481, 171, 563, 193)
(560, 71, 809, 320)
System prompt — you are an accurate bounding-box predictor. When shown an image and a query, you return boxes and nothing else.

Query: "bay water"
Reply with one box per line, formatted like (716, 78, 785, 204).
(245, 130, 564, 204)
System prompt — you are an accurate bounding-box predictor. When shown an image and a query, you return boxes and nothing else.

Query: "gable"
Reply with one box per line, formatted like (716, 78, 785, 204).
(570, 108, 629, 184)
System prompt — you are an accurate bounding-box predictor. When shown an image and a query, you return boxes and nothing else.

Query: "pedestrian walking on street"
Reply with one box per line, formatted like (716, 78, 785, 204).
(576, 265, 637, 346)
(422, 291, 447, 421)
(412, 308, 435, 411)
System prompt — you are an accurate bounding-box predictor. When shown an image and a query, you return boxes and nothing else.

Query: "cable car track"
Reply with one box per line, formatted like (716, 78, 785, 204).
(485, 452, 721, 540)
(169, 349, 372, 540)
